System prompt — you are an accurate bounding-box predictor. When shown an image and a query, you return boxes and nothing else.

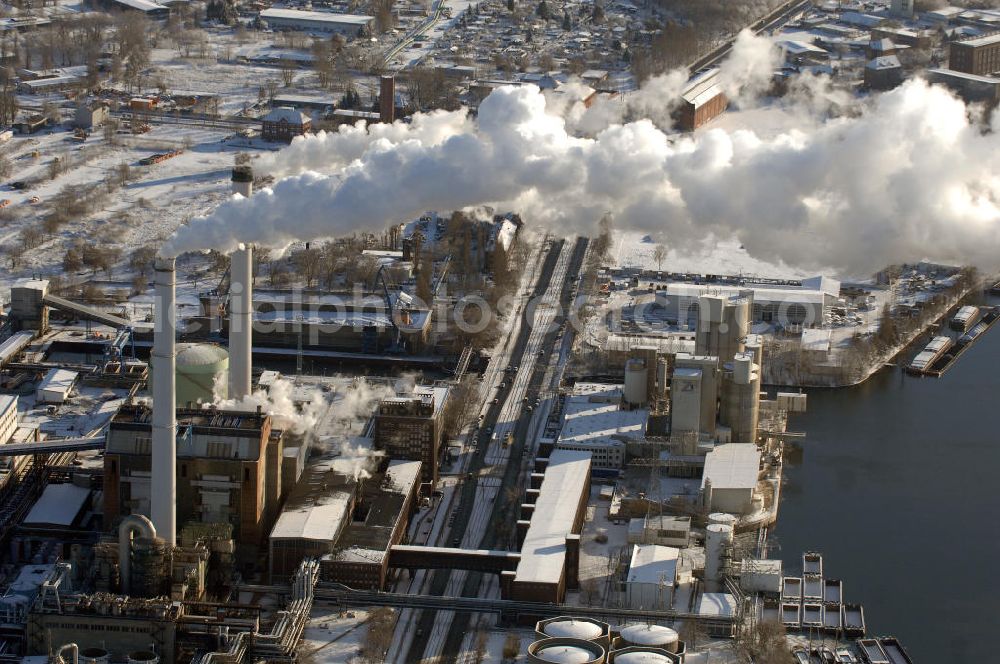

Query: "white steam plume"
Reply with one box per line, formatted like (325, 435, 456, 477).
(165, 77, 1000, 275)
(208, 374, 408, 479)
(257, 108, 473, 179)
(718, 29, 783, 108)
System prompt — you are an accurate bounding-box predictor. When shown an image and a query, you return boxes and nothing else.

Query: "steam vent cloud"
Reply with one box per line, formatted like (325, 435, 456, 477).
(163, 32, 1000, 276)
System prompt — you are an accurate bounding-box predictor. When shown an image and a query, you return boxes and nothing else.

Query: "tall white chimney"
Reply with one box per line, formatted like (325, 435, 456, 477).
(229, 246, 253, 399)
(151, 257, 177, 546)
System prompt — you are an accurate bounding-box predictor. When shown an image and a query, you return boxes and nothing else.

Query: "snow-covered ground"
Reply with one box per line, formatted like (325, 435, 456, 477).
(300, 608, 373, 664)
(1, 126, 246, 293)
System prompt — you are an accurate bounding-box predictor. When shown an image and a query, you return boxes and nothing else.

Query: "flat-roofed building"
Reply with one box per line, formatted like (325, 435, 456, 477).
(374, 386, 447, 489)
(259, 8, 373, 37)
(319, 459, 421, 589)
(701, 443, 761, 515)
(625, 544, 679, 610)
(555, 383, 646, 469)
(926, 68, 1000, 104)
(950, 32, 1000, 76)
(508, 449, 591, 603)
(269, 457, 356, 580)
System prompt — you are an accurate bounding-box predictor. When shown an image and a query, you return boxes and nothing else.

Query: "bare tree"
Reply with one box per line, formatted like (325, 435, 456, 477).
(653, 244, 667, 272)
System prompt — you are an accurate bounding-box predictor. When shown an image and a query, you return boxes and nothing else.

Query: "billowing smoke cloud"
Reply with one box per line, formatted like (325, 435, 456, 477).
(164, 56, 1000, 275)
(208, 374, 412, 479)
(257, 108, 473, 179)
(718, 29, 784, 107)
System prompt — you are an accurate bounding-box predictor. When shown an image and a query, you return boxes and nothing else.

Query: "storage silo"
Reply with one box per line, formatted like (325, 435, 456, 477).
(175, 342, 229, 405)
(615, 624, 680, 653)
(527, 637, 606, 664)
(705, 523, 734, 592)
(624, 359, 648, 407)
(537, 617, 611, 649)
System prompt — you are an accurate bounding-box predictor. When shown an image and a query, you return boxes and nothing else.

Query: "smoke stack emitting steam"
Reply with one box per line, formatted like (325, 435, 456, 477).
(161, 31, 1000, 275)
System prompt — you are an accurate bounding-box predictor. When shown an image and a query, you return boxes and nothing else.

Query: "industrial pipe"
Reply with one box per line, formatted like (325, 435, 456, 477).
(56, 643, 79, 664)
(119, 514, 157, 595)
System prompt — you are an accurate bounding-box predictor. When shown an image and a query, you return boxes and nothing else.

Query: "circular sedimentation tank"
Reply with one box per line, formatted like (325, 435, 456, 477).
(528, 637, 606, 664)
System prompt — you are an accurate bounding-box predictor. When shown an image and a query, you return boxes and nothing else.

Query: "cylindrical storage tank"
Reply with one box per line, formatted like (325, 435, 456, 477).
(615, 624, 679, 653)
(528, 637, 606, 664)
(128, 652, 159, 664)
(609, 646, 679, 664)
(174, 342, 229, 405)
(80, 648, 111, 664)
(537, 617, 611, 649)
(705, 524, 734, 592)
(624, 359, 648, 406)
(707, 513, 737, 528)
(732, 354, 752, 385)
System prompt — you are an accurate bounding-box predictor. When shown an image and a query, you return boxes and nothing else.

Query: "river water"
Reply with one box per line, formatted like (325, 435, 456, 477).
(774, 302, 1000, 664)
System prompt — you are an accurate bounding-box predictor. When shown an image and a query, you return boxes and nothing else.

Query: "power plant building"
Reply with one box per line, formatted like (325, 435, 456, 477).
(104, 405, 285, 563)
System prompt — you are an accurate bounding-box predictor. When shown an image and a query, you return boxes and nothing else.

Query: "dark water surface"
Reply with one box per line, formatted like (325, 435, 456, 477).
(774, 311, 1000, 663)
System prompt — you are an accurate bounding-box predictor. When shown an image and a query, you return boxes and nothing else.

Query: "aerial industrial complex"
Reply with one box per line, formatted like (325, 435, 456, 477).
(1, 0, 999, 660)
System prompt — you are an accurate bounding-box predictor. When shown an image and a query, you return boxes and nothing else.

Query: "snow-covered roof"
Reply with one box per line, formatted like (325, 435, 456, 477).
(955, 31, 1000, 47)
(24, 484, 91, 526)
(384, 459, 421, 494)
(626, 544, 679, 585)
(557, 383, 646, 450)
(541, 618, 604, 639)
(866, 55, 901, 70)
(701, 444, 760, 491)
(663, 282, 828, 307)
(696, 591, 738, 617)
(270, 491, 352, 542)
(619, 623, 679, 647)
(514, 449, 591, 585)
(260, 8, 374, 26)
(263, 106, 312, 125)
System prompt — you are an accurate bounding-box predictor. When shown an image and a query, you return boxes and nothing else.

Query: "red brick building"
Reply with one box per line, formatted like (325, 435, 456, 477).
(261, 106, 312, 142)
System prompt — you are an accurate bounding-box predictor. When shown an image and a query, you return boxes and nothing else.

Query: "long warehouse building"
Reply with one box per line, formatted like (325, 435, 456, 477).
(506, 449, 592, 603)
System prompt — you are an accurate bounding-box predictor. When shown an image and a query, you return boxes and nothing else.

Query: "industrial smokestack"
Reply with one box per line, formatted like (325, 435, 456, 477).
(152, 257, 177, 546)
(229, 246, 253, 399)
(232, 165, 253, 198)
(380, 76, 395, 124)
